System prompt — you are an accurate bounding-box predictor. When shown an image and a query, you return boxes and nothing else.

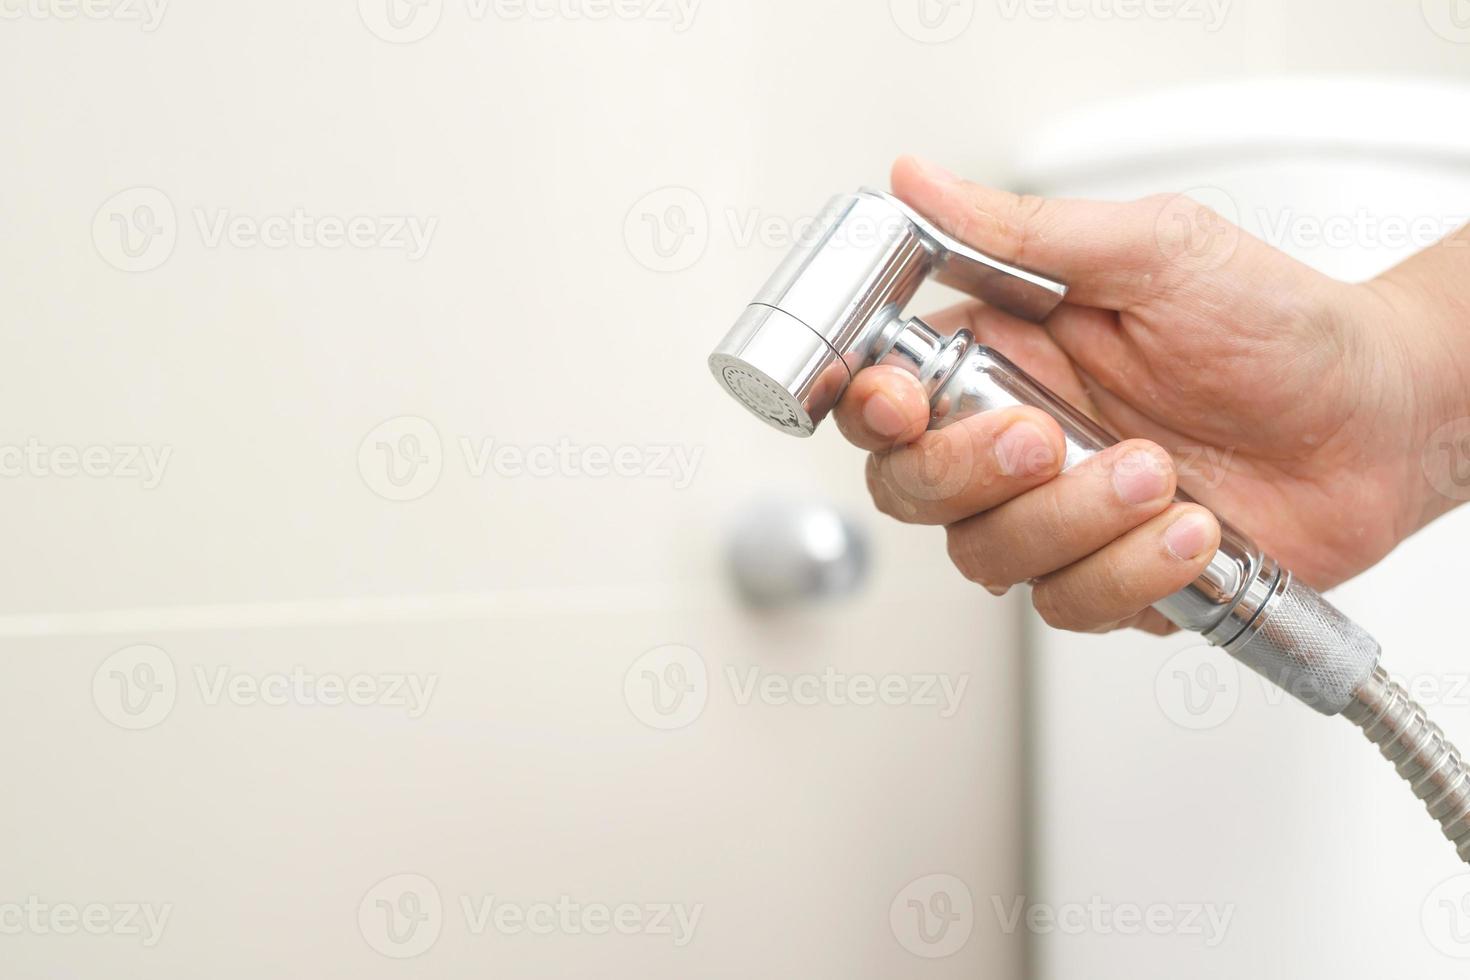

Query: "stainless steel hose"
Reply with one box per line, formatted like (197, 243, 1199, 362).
(1344, 667, 1470, 862)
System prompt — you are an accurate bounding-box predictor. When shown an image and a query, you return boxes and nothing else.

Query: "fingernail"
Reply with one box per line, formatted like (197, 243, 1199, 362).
(913, 156, 959, 185)
(1112, 450, 1170, 506)
(862, 393, 908, 439)
(996, 420, 1056, 477)
(1164, 512, 1215, 560)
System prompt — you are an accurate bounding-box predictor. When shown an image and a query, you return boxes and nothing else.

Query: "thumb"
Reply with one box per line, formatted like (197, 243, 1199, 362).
(890, 155, 1233, 311)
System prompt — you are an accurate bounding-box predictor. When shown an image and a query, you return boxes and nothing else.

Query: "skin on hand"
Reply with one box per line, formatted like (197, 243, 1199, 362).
(834, 155, 1470, 636)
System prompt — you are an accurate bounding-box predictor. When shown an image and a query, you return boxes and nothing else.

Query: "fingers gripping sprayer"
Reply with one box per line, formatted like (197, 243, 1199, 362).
(708, 188, 1470, 863)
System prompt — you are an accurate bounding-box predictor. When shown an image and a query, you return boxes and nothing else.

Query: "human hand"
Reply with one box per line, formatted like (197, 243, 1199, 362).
(834, 155, 1465, 635)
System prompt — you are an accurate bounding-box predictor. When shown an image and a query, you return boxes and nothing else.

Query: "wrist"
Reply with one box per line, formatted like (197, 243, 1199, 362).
(1357, 270, 1470, 532)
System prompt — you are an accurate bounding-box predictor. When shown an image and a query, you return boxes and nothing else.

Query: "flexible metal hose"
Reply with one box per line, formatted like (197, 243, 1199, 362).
(1343, 667, 1470, 863)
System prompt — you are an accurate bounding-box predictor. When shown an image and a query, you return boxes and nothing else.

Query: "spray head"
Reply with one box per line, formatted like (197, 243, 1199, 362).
(708, 188, 1067, 435)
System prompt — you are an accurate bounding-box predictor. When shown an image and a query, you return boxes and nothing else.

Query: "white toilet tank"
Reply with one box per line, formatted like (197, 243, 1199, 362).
(1017, 77, 1470, 980)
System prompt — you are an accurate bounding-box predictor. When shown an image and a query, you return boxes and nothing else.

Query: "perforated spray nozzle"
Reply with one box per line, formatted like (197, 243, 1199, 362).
(708, 189, 1067, 435)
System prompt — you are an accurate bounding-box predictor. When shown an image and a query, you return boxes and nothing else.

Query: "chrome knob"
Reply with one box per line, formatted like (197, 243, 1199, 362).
(726, 498, 869, 608)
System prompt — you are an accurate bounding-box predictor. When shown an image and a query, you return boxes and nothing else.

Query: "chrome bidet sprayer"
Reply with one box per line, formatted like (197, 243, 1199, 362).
(708, 188, 1470, 863)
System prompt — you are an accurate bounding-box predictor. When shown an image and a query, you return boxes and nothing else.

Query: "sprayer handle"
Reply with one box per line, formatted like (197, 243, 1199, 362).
(887, 318, 1380, 714)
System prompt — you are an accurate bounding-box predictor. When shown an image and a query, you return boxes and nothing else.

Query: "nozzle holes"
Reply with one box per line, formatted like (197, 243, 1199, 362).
(721, 366, 802, 430)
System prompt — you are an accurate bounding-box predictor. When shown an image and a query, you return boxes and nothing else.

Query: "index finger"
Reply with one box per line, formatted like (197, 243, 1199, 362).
(833, 365, 931, 452)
